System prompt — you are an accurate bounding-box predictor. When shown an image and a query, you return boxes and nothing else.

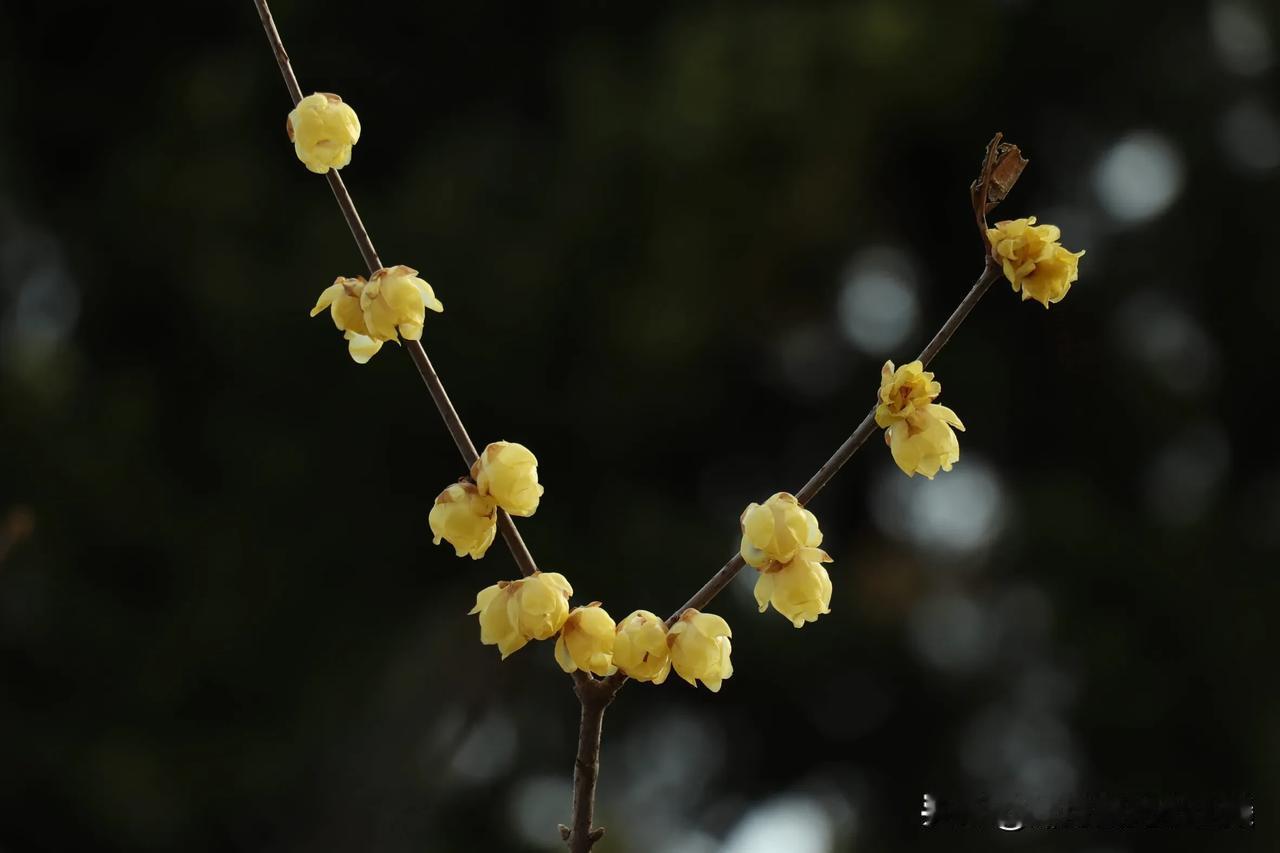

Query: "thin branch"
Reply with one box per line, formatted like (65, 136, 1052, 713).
(251, 0, 537, 577)
(560, 674, 611, 853)
(654, 262, 1000, 634)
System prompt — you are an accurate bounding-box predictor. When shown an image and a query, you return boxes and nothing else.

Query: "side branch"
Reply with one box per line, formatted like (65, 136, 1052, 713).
(599, 259, 1001, 690)
(251, 0, 537, 576)
(667, 262, 999, 626)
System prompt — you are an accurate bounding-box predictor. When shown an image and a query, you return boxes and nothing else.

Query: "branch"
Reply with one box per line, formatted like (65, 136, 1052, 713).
(601, 132, 1019, 692)
(657, 262, 1000, 630)
(251, 0, 537, 578)
(559, 673, 611, 852)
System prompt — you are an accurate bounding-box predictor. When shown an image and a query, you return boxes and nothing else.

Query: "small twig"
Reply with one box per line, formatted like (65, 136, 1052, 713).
(602, 137, 1015, 693)
(251, 0, 537, 578)
(598, 262, 1000, 695)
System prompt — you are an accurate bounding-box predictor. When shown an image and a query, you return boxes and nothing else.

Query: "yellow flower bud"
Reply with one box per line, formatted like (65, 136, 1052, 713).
(469, 581, 525, 659)
(986, 216, 1085, 308)
(468, 571, 572, 659)
(754, 547, 833, 627)
(555, 604, 616, 677)
(875, 360, 965, 479)
(667, 609, 733, 692)
(360, 265, 444, 344)
(429, 481, 497, 559)
(739, 491, 822, 569)
(471, 441, 544, 517)
(286, 92, 361, 174)
(612, 610, 670, 684)
(310, 276, 385, 364)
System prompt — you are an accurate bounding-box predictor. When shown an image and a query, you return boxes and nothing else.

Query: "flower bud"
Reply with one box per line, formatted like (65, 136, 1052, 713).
(667, 609, 733, 692)
(310, 276, 384, 363)
(360, 265, 444, 343)
(987, 217, 1085, 308)
(469, 581, 524, 659)
(555, 604, 616, 677)
(429, 481, 497, 559)
(875, 360, 965, 479)
(287, 92, 361, 174)
(754, 547, 833, 627)
(468, 571, 572, 659)
(471, 441, 544, 517)
(612, 610, 670, 684)
(739, 492, 822, 569)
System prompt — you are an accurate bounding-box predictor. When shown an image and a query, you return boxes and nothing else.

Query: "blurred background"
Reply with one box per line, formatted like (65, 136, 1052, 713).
(0, 0, 1276, 850)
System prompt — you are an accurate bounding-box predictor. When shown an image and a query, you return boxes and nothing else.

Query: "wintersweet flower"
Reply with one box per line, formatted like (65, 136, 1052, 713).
(471, 441, 544, 517)
(612, 610, 671, 684)
(875, 360, 966, 479)
(754, 547, 833, 627)
(555, 604, 616, 677)
(428, 481, 497, 559)
(469, 571, 573, 659)
(987, 217, 1085, 308)
(286, 92, 361, 174)
(310, 276, 384, 363)
(360, 265, 444, 344)
(739, 492, 822, 569)
(667, 609, 734, 692)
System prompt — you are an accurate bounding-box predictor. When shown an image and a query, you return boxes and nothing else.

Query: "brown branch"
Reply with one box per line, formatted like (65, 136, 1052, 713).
(251, 12, 1020, 843)
(652, 261, 1000, 632)
(559, 673, 611, 852)
(251, 0, 537, 578)
(601, 134, 1019, 691)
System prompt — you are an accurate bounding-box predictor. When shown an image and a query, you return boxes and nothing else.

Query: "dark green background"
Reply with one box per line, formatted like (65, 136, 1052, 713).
(1, 0, 1275, 851)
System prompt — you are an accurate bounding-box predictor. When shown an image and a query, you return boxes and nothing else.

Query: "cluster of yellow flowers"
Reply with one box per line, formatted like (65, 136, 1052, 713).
(875, 360, 965, 479)
(739, 492, 834, 627)
(987, 217, 1086, 308)
(289, 96, 446, 364)
(287, 92, 1086, 696)
(469, 578, 735, 691)
(311, 266, 444, 363)
(429, 441, 543, 559)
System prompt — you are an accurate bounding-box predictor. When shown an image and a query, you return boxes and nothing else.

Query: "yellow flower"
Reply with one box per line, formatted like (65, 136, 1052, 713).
(754, 547, 833, 627)
(286, 92, 361, 174)
(612, 610, 671, 684)
(471, 441, 544, 517)
(310, 276, 384, 363)
(555, 604, 616, 677)
(987, 216, 1085, 308)
(739, 492, 822, 569)
(875, 360, 965, 479)
(469, 571, 573, 659)
(360, 265, 444, 344)
(429, 481, 497, 559)
(667, 609, 733, 692)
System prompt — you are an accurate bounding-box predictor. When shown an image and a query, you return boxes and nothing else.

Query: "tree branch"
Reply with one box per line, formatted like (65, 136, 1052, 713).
(559, 673, 611, 852)
(250, 0, 537, 577)
(661, 261, 1000, 629)
(251, 13, 1017, 843)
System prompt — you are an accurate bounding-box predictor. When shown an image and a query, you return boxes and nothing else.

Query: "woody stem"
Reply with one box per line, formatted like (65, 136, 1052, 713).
(601, 259, 1001, 694)
(251, 0, 537, 578)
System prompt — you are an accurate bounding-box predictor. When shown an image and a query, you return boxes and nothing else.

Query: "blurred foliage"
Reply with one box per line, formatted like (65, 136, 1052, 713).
(0, 0, 1277, 851)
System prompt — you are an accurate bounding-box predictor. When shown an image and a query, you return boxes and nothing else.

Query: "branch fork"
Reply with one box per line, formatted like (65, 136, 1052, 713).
(250, 3, 1023, 846)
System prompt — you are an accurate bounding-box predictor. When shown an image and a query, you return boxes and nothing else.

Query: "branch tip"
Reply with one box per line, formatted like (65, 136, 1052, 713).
(970, 132, 1028, 248)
